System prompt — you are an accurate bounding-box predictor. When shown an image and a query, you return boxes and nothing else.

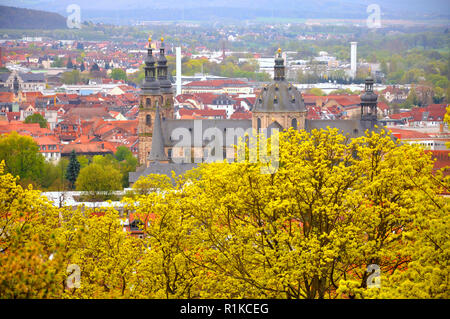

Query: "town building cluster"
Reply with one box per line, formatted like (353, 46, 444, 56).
(0, 37, 447, 180)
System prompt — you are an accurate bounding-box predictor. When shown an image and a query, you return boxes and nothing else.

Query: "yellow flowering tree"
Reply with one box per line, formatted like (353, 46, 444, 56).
(0, 161, 65, 298)
(0, 126, 448, 299)
(130, 128, 448, 298)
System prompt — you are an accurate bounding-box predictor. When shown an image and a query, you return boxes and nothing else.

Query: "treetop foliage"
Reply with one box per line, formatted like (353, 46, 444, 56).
(24, 113, 48, 129)
(0, 128, 448, 298)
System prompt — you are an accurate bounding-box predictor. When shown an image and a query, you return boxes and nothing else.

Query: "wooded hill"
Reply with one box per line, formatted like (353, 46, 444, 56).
(0, 5, 67, 29)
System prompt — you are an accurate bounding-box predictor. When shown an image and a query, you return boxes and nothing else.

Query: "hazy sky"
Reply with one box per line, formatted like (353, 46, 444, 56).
(2, 0, 449, 23)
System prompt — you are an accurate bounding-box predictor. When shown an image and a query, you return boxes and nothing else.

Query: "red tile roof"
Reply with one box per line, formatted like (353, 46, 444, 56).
(0, 92, 13, 103)
(425, 150, 450, 177)
(60, 142, 113, 155)
(179, 108, 227, 119)
(230, 111, 252, 120)
(34, 135, 60, 153)
(326, 95, 361, 107)
(0, 122, 52, 137)
(387, 128, 431, 139)
(389, 104, 447, 122)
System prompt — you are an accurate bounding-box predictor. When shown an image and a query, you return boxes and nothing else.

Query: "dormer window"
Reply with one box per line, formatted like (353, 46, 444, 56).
(130, 220, 144, 231)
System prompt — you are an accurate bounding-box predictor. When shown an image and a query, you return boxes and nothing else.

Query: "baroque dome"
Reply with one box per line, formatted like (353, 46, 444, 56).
(253, 81, 306, 112)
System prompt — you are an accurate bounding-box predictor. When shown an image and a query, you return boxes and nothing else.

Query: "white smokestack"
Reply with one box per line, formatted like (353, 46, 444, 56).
(350, 42, 357, 78)
(176, 47, 182, 96)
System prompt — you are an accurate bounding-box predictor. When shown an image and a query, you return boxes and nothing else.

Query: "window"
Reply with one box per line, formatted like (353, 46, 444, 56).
(146, 98, 150, 107)
(130, 220, 144, 231)
(291, 118, 297, 130)
(257, 118, 261, 131)
(146, 114, 151, 126)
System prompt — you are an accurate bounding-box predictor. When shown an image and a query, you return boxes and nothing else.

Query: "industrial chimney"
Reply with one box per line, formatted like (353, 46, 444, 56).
(350, 42, 357, 79)
(176, 47, 182, 96)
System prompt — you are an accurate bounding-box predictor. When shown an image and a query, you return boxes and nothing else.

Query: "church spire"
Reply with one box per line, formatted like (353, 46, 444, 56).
(141, 35, 160, 95)
(157, 36, 167, 80)
(360, 76, 378, 126)
(148, 105, 168, 162)
(157, 36, 172, 94)
(274, 48, 285, 81)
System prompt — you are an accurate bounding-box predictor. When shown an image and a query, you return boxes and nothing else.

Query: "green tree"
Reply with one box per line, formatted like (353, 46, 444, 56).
(90, 63, 100, 72)
(39, 161, 60, 190)
(51, 56, 64, 68)
(24, 113, 48, 128)
(44, 158, 69, 191)
(0, 132, 45, 187)
(119, 155, 137, 188)
(131, 173, 173, 196)
(110, 68, 127, 81)
(380, 60, 388, 75)
(115, 146, 133, 162)
(75, 163, 122, 201)
(402, 87, 419, 109)
(66, 150, 80, 190)
(329, 88, 357, 95)
(61, 70, 81, 84)
(308, 88, 326, 96)
(114, 147, 138, 187)
(77, 155, 89, 169)
(66, 58, 73, 69)
(433, 87, 445, 103)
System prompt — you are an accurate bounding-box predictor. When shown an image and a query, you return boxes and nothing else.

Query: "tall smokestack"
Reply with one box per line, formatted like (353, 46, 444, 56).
(350, 42, 357, 79)
(176, 47, 182, 96)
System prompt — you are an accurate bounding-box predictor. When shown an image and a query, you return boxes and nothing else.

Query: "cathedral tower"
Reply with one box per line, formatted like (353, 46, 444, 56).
(360, 76, 378, 130)
(138, 36, 175, 167)
(251, 48, 307, 135)
(157, 37, 174, 121)
(138, 36, 161, 166)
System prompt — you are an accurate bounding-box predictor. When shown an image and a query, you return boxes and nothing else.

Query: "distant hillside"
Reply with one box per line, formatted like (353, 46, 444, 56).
(0, 5, 67, 29)
(2, 0, 449, 24)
